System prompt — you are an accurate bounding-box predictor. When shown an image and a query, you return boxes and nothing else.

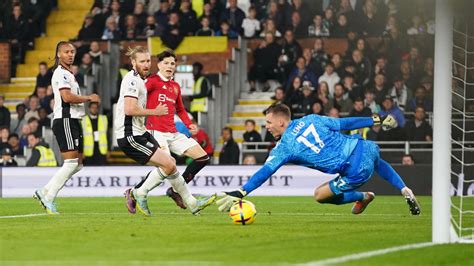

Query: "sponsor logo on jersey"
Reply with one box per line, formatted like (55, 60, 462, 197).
(145, 142, 154, 148)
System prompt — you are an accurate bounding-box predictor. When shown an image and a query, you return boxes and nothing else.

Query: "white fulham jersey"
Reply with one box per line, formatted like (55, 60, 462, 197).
(114, 70, 148, 139)
(51, 65, 85, 119)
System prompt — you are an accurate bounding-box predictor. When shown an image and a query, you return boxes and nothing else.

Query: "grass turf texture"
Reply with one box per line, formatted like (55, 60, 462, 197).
(0, 196, 472, 265)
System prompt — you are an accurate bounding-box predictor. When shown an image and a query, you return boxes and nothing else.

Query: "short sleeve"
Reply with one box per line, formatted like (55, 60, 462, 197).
(124, 78, 139, 98)
(55, 71, 71, 90)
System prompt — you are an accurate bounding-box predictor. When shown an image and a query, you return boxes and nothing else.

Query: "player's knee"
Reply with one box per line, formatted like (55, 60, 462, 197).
(160, 158, 177, 175)
(314, 188, 328, 203)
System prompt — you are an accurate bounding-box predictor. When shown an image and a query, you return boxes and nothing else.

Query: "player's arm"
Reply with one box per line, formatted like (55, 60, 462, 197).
(217, 150, 289, 212)
(315, 114, 397, 131)
(175, 88, 197, 133)
(124, 96, 168, 117)
(60, 89, 100, 104)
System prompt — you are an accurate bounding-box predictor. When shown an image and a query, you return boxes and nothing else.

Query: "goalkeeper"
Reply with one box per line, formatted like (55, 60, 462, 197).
(217, 104, 420, 215)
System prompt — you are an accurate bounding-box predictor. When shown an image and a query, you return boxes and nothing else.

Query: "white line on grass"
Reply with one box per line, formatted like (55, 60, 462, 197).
(298, 242, 437, 266)
(0, 213, 48, 219)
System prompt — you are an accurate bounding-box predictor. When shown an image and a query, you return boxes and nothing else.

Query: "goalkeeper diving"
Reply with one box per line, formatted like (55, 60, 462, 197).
(217, 104, 421, 215)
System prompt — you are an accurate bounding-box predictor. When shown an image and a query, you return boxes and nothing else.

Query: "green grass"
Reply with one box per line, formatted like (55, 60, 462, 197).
(0, 196, 472, 266)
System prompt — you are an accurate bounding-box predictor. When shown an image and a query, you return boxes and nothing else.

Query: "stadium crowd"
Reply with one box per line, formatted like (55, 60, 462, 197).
(0, 0, 437, 166)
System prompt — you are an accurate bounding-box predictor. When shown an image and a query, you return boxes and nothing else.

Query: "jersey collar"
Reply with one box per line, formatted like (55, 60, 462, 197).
(59, 64, 73, 74)
(157, 71, 171, 82)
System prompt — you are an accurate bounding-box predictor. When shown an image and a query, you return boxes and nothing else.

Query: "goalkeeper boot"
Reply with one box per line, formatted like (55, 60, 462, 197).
(132, 189, 151, 216)
(33, 189, 59, 215)
(402, 188, 421, 215)
(352, 192, 375, 215)
(124, 188, 136, 214)
(190, 194, 217, 215)
(166, 187, 187, 209)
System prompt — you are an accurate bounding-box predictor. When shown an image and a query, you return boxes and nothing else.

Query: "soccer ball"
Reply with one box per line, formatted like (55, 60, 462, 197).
(229, 200, 257, 225)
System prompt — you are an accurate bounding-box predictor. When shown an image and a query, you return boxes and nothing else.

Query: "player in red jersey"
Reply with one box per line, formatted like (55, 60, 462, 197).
(137, 49, 210, 209)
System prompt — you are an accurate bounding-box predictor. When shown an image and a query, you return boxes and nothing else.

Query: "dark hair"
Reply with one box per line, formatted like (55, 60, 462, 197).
(353, 97, 364, 103)
(244, 119, 256, 126)
(39, 61, 47, 66)
(8, 133, 19, 140)
(53, 41, 75, 69)
(157, 49, 177, 62)
(193, 62, 203, 72)
(27, 117, 39, 123)
(222, 126, 233, 134)
(402, 154, 414, 161)
(27, 133, 41, 139)
(265, 104, 291, 119)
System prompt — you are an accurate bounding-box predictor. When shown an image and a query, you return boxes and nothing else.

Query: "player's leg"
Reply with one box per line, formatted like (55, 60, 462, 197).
(166, 134, 210, 209)
(314, 178, 366, 205)
(375, 158, 421, 215)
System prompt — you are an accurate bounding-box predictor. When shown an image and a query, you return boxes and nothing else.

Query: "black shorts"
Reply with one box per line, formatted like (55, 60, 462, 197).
(117, 132, 160, 165)
(52, 118, 83, 152)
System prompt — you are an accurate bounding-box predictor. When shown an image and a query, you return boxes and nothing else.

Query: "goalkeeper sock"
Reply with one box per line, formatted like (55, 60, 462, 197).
(44, 159, 79, 202)
(376, 159, 406, 190)
(327, 191, 364, 205)
(182, 155, 210, 183)
(135, 168, 165, 197)
(165, 169, 197, 209)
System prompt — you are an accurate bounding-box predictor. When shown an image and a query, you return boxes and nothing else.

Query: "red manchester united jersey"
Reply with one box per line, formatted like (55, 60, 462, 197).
(145, 72, 192, 133)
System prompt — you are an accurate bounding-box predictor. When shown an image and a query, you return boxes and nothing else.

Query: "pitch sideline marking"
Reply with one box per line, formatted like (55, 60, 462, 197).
(299, 242, 437, 266)
(0, 213, 48, 219)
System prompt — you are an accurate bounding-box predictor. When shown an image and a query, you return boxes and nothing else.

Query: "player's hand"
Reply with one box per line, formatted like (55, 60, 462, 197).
(372, 114, 398, 131)
(216, 189, 247, 212)
(89, 94, 100, 103)
(189, 124, 198, 135)
(154, 103, 168, 116)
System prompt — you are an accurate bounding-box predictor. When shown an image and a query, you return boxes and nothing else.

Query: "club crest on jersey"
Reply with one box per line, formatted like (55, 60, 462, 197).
(130, 80, 136, 86)
(145, 142, 154, 148)
(173, 86, 178, 94)
(63, 74, 68, 81)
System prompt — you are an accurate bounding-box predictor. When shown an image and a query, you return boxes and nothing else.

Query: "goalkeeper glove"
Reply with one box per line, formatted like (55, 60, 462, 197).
(216, 189, 247, 212)
(372, 114, 398, 131)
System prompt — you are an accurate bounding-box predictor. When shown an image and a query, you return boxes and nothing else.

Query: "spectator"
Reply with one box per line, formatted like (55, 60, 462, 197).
(379, 96, 405, 128)
(406, 86, 433, 112)
(215, 20, 239, 38)
(38, 107, 51, 129)
(27, 117, 41, 136)
(317, 81, 333, 113)
(404, 46, 423, 79)
(79, 53, 93, 76)
(188, 62, 212, 113)
(360, 0, 383, 36)
(241, 6, 260, 38)
(219, 127, 239, 165)
(26, 133, 57, 167)
(389, 75, 411, 111)
(8, 133, 23, 156)
(24, 96, 40, 121)
(355, 37, 375, 63)
(372, 73, 389, 105)
(0, 127, 10, 150)
(406, 15, 426, 35)
(405, 107, 432, 141)
(288, 11, 306, 38)
(190, 121, 214, 158)
(36, 62, 52, 88)
(102, 16, 121, 40)
(71, 65, 85, 88)
(141, 15, 163, 38)
(11, 103, 26, 135)
(272, 87, 287, 106)
(122, 14, 139, 39)
(154, 0, 171, 27)
(420, 76, 433, 102)
(19, 124, 31, 149)
(293, 81, 316, 118)
(242, 154, 257, 165)
(351, 49, 372, 87)
(280, 30, 302, 78)
(5, 4, 29, 66)
(195, 16, 214, 36)
(402, 154, 415, 165)
(327, 107, 340, 118)
(105, 0, 124, 33)
(302, 48, 312, 68)
(331, 53, 345, 77)
(35, 86, 51, 112)
(422, 57, 434, 81)
(0, 95, 11, 129)
(248, 32, 281, 92)
(364, 89, 381, 114)
(201, 3, 219, 31)
(259, 18, 281, 38)
(323, 7, 335, 33)
(308, 38, 329, 77)
(289, 0, 311, 28)
(243, 119, 262, 149)
(374, 54, 392, 78)
(220, 0, 245, 35)
(88, 41, 102, 64)
(318, 63, 340, 98)
(349, 98, 372, 117)
(82, 102, 108, 166)
(308, 14, 329, 37)
(133, 2, 148, 34)
(311, 101, 324, 115)
(179, 0, 198, 36)
(400, 60, 417, 92)
(78, 13, 101, 40)
(286, 57, 318, 93)
(366, 124, 381, 141)
(286, 76, 303, 112)
(343, 73, 363, 101)
(332, 14, 350, 37)
(332, 83, 352, 113)
(263, 1, 284, 33)
(0, 147, 17, 167)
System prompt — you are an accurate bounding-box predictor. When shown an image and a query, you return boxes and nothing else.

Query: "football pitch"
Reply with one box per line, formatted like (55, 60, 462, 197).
(0, 196, 472, 265)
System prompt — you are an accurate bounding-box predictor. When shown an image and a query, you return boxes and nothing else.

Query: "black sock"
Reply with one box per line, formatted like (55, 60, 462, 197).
(182, 155, 210, 183)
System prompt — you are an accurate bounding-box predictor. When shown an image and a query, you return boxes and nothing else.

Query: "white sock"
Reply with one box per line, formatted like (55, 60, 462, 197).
(44, 159, 79, 202)
(135, 168, 166, 197)
(165, 169, 197, 209)
(42, 163, 83, 195)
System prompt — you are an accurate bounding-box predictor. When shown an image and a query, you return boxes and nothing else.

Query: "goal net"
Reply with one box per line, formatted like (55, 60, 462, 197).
(450, 0, 474, 242)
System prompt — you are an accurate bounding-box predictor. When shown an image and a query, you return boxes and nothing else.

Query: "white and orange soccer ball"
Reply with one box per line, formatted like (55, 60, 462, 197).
(229, 200, 257, 225)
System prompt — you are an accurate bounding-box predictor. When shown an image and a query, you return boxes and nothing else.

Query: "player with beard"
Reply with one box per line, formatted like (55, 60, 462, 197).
(118, 46, 216, 216)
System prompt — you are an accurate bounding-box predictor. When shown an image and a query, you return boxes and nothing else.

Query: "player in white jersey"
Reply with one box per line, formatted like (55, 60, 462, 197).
(34, 41, 100, 214)
(115, 46, 216, 216)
